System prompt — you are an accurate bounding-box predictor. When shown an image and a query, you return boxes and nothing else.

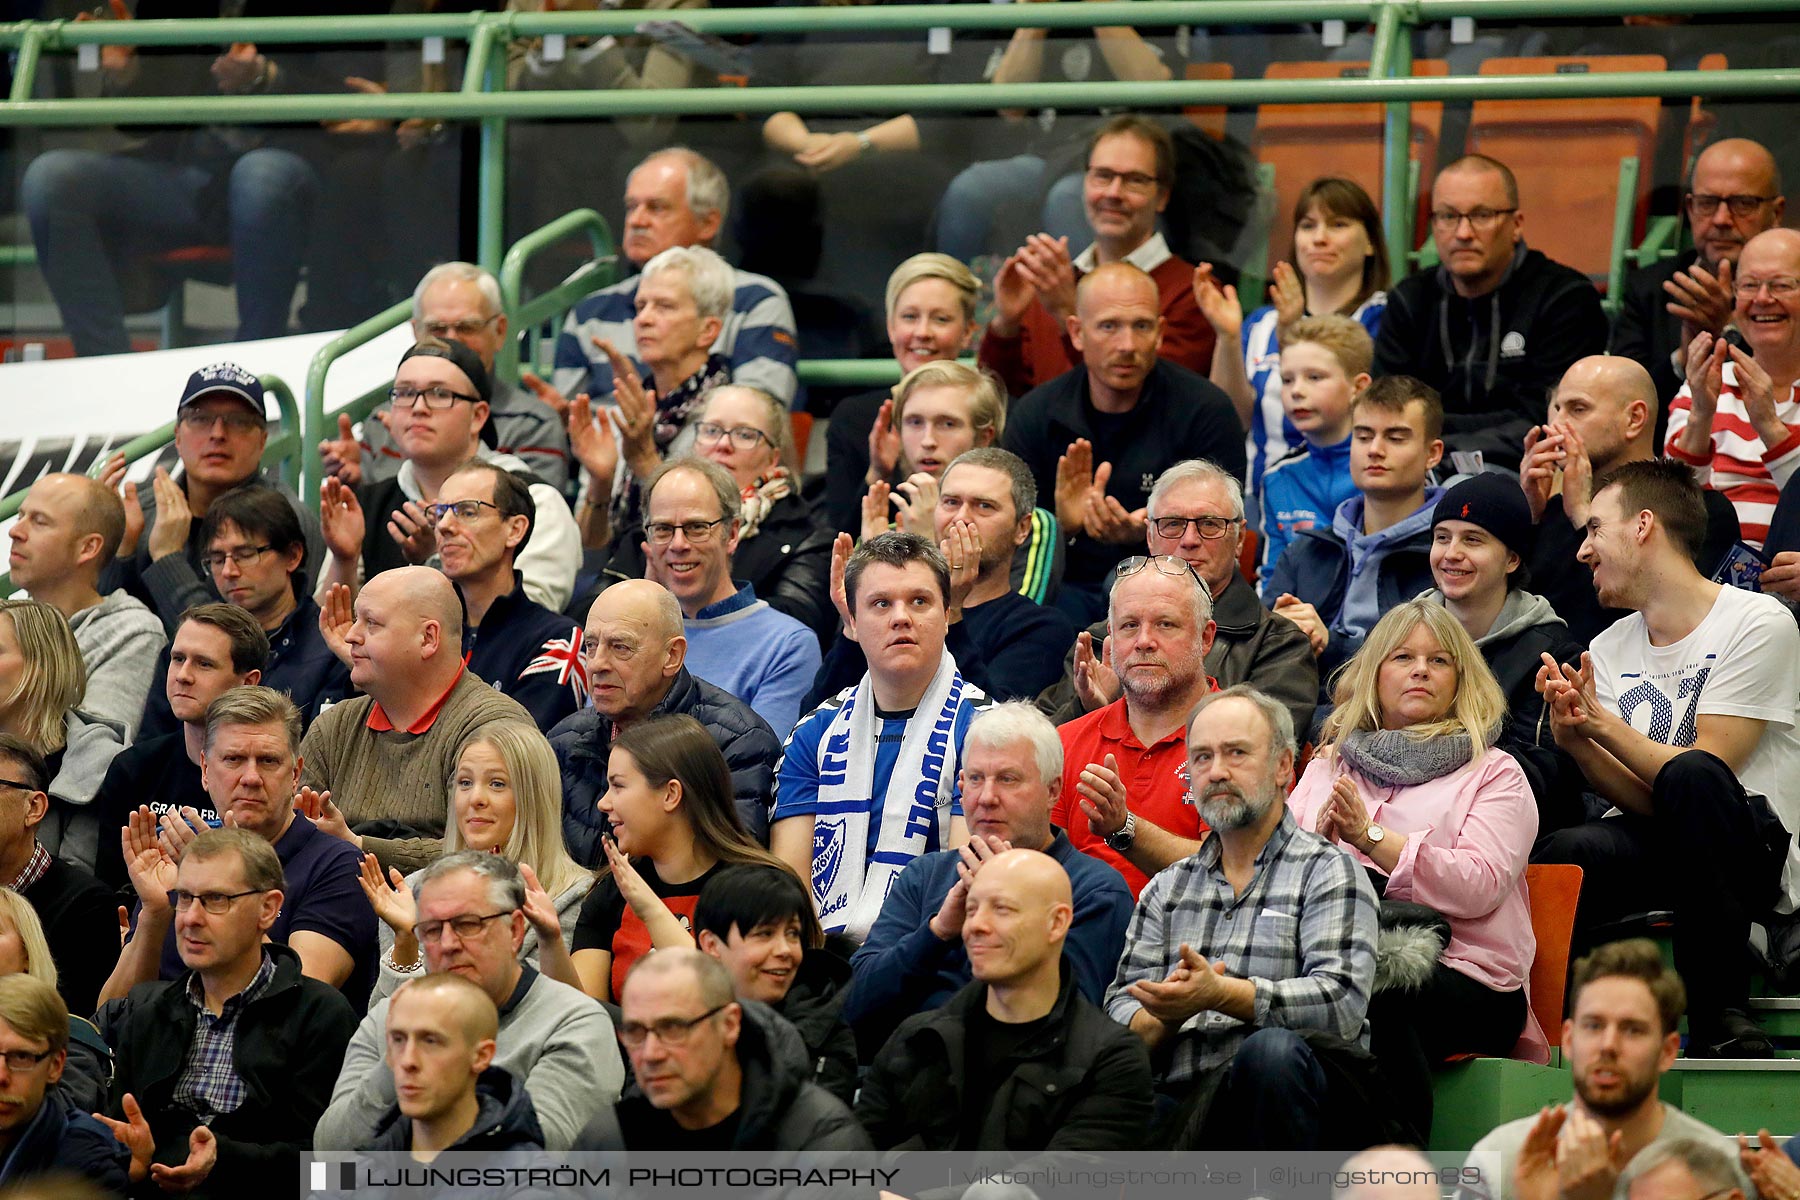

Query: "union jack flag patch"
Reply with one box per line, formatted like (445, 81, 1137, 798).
(522, 624, 589, 704)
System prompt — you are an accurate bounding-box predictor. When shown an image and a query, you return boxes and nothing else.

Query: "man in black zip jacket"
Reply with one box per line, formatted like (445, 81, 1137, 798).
(95, 829, 358, 1200)
(856, 848, 1152, 1150)
(1375, 155, 1608, 471)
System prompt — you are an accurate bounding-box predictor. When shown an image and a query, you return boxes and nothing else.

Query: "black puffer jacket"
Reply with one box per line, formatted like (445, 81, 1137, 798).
(360, 1066, 545, 1153)
(855, 962, 1153, 1151)
(776, 950, 859, 1106)
(610, 999, 870, 1151)
(549, 667, 781, 860)
(593, 493, 836, 643)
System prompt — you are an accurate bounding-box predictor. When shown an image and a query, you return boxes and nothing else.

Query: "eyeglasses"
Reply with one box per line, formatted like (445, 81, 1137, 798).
(1733, 276, 1800, 299)
(178, 410, 264, 435)
(1685, 192, 1776, 218)
(0, 1047, 55, 1072)
(420, 315, 499, 339)
(203, 544, 274, 572)
(411, 909, 515, 944)
(426, 499, 501, 525)
(1086, 167, 1161, 194)
(167, 888, 267, 914)
(645, 517, 729, 545)
(1150, 515, 1242, 541)
(389, 384, 479, 410)
(1117, 555, 1206, 588)
(1429, 207, 1517, 233)
(693, 421, 773, 451)
(0, 778, 40, 795)
(617, 1003, 729, 1049)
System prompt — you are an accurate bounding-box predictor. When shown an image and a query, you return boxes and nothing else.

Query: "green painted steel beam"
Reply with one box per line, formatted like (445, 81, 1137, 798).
(1372, 0, 1416, 271)
(302, 298, 412, 501)
(5, 68, 1800, 127)
(0, 12, 483, 49)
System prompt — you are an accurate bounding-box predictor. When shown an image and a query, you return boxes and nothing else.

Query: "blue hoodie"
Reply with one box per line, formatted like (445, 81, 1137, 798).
(1333, 489, 1443, 642)
(1258, 434, 1356, 592)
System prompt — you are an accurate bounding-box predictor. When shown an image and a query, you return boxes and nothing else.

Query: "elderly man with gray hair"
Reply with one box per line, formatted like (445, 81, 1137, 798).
(314, 851, 622, 1153)
(321, 261, 573, 492)
(844, 701, 1134, 1055)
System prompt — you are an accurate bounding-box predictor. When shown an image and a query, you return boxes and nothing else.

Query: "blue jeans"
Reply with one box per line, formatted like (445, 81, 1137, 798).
(23, 146, 319, 355)
(935, 154, 1089, 262)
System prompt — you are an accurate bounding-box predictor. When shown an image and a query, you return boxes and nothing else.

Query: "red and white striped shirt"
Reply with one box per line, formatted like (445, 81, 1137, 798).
(1666, 364, 1800, 547)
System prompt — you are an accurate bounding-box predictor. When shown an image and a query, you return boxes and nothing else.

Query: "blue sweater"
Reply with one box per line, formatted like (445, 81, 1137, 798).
(682, 583, 822, 740)
(1258, 434, 1356, 593)
(844, 830, 1133, 1054)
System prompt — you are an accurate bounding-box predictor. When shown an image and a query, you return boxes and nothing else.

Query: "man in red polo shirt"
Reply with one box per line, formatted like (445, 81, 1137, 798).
(1053, 556, 1217, 896)
(297, 566, 532, 874)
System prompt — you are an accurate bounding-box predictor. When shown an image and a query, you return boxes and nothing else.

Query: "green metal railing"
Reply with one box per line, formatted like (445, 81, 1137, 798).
(496, 207, 619, 386)
(301, 298, 413, 500)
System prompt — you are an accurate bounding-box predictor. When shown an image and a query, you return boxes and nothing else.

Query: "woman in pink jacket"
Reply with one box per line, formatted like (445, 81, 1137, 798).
(1287, 597, 1541, 1144)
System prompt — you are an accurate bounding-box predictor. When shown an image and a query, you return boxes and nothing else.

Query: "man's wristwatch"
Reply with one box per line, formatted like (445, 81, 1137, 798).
(1103, 812, 1137, 851)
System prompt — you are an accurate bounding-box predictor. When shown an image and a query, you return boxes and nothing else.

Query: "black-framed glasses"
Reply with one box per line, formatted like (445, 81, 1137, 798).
(1685, 192, 1776, 218)
(1429, 207, 1517, 232)
(1151, 515, 1242, 541)
(178, 410, 264, 435)
(693, 421, 773, 451)
(411, 909, 516, 944)
(0, 1047, 55, 1072)
(426, 499, 501, 525)
(389, 383, 479, 410)
(1117, 555, 1206, 588)
(645, 517, 729, 545)
(420, 315, 499, 339)
(617, 1003, 729, 1049)
(0, 778, 40, 795)
(167, 888, 267, 914)
(1085, 167, 1161, 194)
(203, 544, 274, 572)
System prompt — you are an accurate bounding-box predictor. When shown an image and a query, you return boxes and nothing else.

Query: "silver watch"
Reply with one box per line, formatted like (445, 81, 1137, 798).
(1104, 812, 1138, 851)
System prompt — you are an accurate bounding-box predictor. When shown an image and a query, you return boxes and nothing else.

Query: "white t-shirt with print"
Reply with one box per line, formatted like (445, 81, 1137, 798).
(1591, 584, 1800, 913)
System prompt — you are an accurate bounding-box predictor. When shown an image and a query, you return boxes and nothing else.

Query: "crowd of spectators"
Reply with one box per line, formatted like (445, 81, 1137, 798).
(7, 13, 1800, 1194)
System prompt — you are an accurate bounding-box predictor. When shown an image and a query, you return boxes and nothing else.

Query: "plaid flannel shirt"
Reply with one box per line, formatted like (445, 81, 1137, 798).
(170, 952, 277, 1121)
(1104, 809, 1378, 1084)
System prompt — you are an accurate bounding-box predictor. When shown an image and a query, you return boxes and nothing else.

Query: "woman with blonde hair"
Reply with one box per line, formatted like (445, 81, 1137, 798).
(360, 720, 594, 998)
(569, 714, 799, 1003)
(1287, 598, 1541, 1142)
(827, 253, 981, 534)
(0, 600, 126, 873)
(0, 891, 112, 1114)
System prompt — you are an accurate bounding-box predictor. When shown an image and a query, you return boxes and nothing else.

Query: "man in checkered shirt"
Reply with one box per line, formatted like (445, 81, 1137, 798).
(1103, 684, 1380, 1149)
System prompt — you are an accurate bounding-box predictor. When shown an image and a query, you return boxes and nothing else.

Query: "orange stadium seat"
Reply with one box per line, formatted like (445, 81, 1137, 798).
(1182, 61, 1234, 141)
(1467, 55, 1667, 284)
(1683, 52, 1730, 180)
(1524, 863, 1583, 1038)
(1252, 59, 1449, 270)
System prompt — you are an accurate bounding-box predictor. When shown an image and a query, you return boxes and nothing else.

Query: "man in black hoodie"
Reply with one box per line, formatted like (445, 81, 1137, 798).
(1375, 155, 1609, 471)
(359, 974, 543, 1159)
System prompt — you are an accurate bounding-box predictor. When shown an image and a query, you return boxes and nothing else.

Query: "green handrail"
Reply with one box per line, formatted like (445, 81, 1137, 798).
(301, 299, 413, 501)
(496, 207, 619, 383)
(1604, 156, 1642, 320)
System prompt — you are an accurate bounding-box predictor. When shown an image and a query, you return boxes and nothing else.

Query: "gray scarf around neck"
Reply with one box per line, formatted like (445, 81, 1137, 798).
(1336, 727, 1477, 787)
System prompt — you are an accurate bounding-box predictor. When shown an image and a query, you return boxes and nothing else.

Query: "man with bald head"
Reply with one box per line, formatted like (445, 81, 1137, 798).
(299, 567, 534, 874)
(858, 847, 1153, 1150)
(1667, 227, 1800, 548)
(550, 578, 780, 864)
(1615, 138, 1786, 409)
(9, 472, 164, 738)
(1524, 356, 1741, 643)
(1002, 261, 1244, 625)
(358, 973, 545, 1158)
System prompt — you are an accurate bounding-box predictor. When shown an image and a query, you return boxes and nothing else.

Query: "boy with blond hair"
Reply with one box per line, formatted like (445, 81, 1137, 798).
(1257, 315, 1374, 585)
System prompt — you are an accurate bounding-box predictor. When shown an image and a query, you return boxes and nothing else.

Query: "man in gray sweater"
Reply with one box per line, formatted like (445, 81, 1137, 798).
(1466, 940, 1752, 1200)
(314, 854, 622, 1152)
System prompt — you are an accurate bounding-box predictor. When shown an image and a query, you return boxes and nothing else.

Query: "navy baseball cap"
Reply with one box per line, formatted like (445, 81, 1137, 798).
(177, 362, 265, 416)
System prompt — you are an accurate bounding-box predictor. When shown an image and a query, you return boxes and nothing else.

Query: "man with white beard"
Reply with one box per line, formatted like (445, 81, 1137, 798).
(1104, 685, 1381, 1150)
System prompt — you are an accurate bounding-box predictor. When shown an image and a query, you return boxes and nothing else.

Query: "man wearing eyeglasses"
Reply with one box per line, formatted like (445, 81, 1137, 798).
(1040, 459, 1318, 739)
(316, 852, 622, 1153)
(1374, 155, 1608, 470)
(318, 339, 581, 614)
(103, 362, 326, 635)
(1051, 552, 1219, 897)
(0, 975, 129, 1191)
(601, 947, 866, 1151)
(100, 687, 379, 1012)
(1667, 228, 1800, 549)
(1615, 138, 1786, 411)
(980, 116, 1214, 400)
(95, 828, 359, 1198)
(322, 263, 573, 494)
(632, 458, 818, 739)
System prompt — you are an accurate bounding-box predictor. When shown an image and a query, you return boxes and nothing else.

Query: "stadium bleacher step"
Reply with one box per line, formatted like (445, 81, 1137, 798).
(1662, 1056, 1800, 1139)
